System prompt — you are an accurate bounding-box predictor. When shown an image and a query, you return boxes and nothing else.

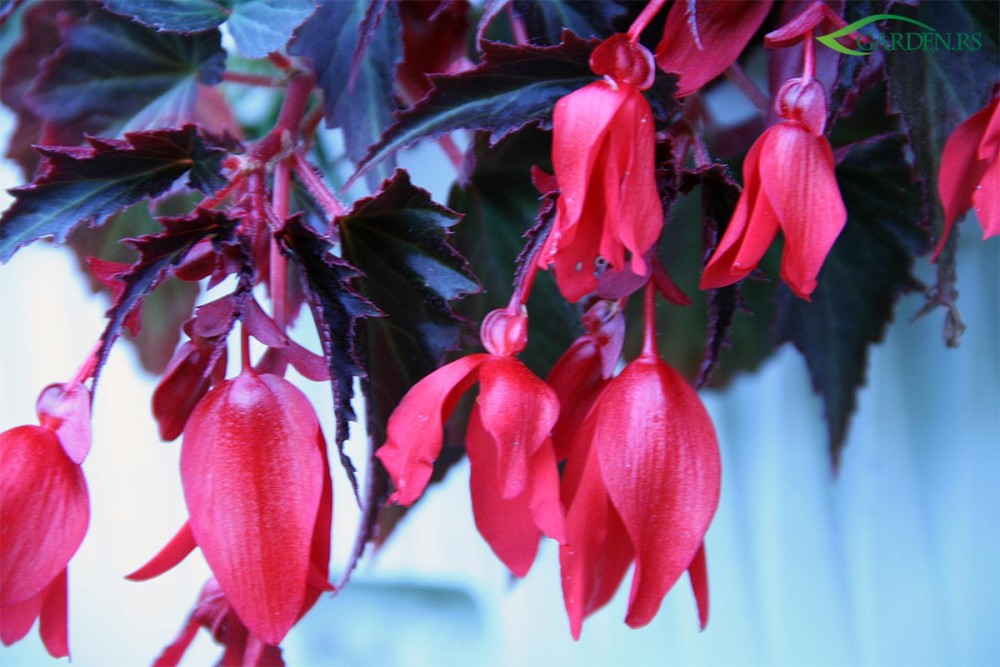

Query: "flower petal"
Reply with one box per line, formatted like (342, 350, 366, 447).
(700, 129, 779, 290)
(656, 0, 773, 96)
(39, 569, 69, 659)
(600, 88, 663, 275)
(466, 407, 542, 577)
(125, 522, 197, 581)
(560, 414, 634, 640)
(181, 372, 324, 645)
(973, 151, 999, 238)
(688, 542, 710, 630)
(0, 425, 89, 606)
(760, 124, 846, 299)
(376, 354, 487, 506)
(551, 81, 630, 235)
(594, 357, 721, 629)
(0, 589, 42, 647)
(478, 356, 559, 500)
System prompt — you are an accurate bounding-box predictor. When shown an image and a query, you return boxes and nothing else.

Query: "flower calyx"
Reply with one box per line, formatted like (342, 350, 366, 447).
(590, 34, 655, 91)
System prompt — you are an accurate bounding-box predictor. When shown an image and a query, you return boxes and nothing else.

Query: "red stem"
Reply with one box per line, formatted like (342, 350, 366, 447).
(627, 0, 668, 43)
(222, 71, 283, 88)
(241, 325, 252, 371)
(276, 73, 315, 136)
(291, 151, 346, 219)
(200, 171, 247, 209)
(271, 158, 291, 332)
(641, 279, 658, 359)
(511, 256, 541, 312)
(803, 29, 816, 82)
(507, 5, 528, 45)
(67, 340, 102, 388)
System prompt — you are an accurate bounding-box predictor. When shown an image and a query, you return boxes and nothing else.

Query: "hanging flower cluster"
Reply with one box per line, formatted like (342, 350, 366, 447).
(0, 0, 996, 661)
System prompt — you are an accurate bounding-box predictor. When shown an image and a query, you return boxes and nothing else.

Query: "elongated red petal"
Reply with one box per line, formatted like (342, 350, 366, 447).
(700, 129, 780, 290)
(594, 357, 721, 629)
(477, 356, 559, 500)
(181, 372, 324, 645)
(125, 522, 197, 581)
(39, 569, 69, 659)
(560, 414, 634, 640)
(688, 542, 710, 630)
(302, 431, 334, 616)
(600, 88, 662, 276)
(0, 589, 42, 646)
(551, 81, 630, 237)
(376, 354, 486, 505)
(656, 0, 773, 96)
(935, 98, 998, 256)
(760, 124, 846, 299)
(1, 426, 89, 606)
(467, 407, 542, 577)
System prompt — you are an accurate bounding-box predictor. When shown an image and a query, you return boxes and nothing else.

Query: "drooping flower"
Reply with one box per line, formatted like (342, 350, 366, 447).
(933, 95, 999, 258)
(558, 285, 719, 638)
(377, 306, 564, 576)
(655, 0, 774, 97)
(700, 77, 846, 299)
(128, 370, 332, 647)
(1, 383, 92, 658)
(538, 34, 663, 303)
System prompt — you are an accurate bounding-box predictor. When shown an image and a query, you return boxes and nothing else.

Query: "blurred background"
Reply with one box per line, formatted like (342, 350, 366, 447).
(0, 90, 997, 667)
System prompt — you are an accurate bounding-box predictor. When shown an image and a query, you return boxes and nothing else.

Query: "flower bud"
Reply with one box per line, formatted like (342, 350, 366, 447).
(590, 34, 655, 90)
(776, 77, 828, 135)
(480, 307, 528, 356)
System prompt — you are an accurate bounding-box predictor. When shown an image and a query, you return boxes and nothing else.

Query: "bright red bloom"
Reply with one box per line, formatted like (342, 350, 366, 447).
(538, 35, 662, 303)
(559, 351, 720, 638)
(934, 96, 999, 258)
(377, 307, 565, 576)
(128, 370, 332, 647)
(0, 423, 89, 658)
(655, 0, 773, 97)
(700, 78, 846, 300)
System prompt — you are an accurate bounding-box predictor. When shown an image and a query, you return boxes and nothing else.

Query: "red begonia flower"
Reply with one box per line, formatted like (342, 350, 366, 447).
(128, 371, 331, 647)
(933, 96, 999, 258)
(377, 307, 565, 576)
(655, 0, 774, 97)
(539, 35, 662, 303)
(559, 351, 719, 637)
(0, 424, 89, 658)
(700, 78, 846, 300)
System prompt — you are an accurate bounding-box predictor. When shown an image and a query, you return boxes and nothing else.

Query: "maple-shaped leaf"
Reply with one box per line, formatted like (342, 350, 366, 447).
(775, 135, 929, 470)
(278, 217, 382, 496)
(450, 128, 579, 378)
(289, 0, 401, 189)
(102, 0, 317, 60)
(884, 1, 999, 345)
(351, 31, 600, 184)
(511, 0, 627, 45)
(93, 208, 239, 386)
(0, 125, 227, 263)
(26, 6, 225, 139)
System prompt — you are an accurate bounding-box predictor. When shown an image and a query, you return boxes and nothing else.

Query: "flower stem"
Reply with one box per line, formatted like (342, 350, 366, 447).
(641, 279, 658, 358)
(241, 324, 252, 371)
(802, 29, 816, 82)
(291, 151, 346, 220)
(271, 158, 291, 332)
(67, 340, 102, 389)
(627, 0, 668, 43)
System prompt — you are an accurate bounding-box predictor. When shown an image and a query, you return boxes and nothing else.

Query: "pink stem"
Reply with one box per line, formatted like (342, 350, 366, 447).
(291, 151, 346, 218)
(641, 279, 658, 359)
(802, 29, 816, 82)
(271, 159, 291, 332)
(222, 71, 283, 88)
(627, 0, 669, 43)
(67, 340, 102, 388)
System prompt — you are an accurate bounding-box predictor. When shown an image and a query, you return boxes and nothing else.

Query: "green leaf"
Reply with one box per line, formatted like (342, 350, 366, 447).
(289, 0, 401, 189)
(884, 1, 999, 344)
(278, 218, 383, 496)
(103, 0, 317, 59)
(340, 169, 479, 441)
(351, 32, 599, 184)
(93, 208, 238, 388)
(26, 6, 225, 138)
(0, 125, 227, 263)
(775, 135, 929, 469)
(511, 0, 627, 45)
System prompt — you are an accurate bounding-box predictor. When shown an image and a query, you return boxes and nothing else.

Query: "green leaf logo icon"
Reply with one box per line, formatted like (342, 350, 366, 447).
(817, 14, 937, 56)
